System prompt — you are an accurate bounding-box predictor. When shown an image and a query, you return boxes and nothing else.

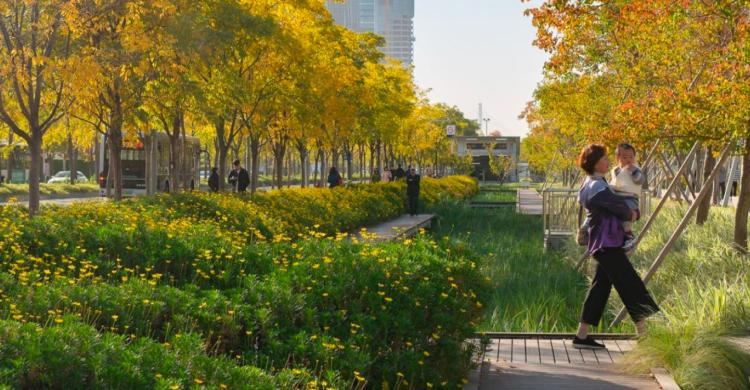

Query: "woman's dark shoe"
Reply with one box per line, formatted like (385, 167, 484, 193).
(572, 336, 606, 350)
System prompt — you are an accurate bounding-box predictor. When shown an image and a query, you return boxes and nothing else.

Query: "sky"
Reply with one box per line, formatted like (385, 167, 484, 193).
(412, 0, 548, 138)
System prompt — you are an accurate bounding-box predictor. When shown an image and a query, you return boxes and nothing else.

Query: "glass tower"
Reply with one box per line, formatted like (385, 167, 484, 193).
(325, 0, 415, 67)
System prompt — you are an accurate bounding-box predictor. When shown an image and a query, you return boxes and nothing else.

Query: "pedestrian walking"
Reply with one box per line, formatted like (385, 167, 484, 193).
(394, 164, 406, 180)
(573, 144, 659, 350)
(228, 160, 250, 193)
(406, 168, 420, 216)
(382, 167, 392, 183)
(328, 167, 342, 188)
(208, 167, 220, 192)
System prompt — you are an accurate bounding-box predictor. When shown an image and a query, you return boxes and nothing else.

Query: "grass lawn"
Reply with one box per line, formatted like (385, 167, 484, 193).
(431, 190, 618, 332)
(471, 191, 517, 203)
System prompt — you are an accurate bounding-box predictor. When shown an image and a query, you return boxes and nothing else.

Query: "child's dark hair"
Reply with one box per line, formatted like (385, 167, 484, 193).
(577, 144, 607, 175)
(616, 143, 636, 156)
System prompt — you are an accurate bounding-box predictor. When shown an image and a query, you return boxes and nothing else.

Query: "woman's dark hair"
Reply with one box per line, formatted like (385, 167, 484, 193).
(577, 144, 607, 175)
(329, 167, 338, 174)
(233, 160, 240, 166)
(616, 143, 636, 156)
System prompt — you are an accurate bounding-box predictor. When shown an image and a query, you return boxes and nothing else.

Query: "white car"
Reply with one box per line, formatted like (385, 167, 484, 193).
(47, 171, 88, 184)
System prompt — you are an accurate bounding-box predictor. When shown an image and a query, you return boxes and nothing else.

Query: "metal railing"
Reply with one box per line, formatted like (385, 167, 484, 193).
(542, 187, 653, 242)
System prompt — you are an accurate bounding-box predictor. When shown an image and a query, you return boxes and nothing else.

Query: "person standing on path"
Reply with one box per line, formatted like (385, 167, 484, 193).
(381, 167, 392, 183)
(208, 167, 220, 192)
(573, 144, 660, 350)
(406, 168, 421, 216)
(328, 167, 342, 188)
(228, 160, 250, 193)
(394, 164, 406, 180)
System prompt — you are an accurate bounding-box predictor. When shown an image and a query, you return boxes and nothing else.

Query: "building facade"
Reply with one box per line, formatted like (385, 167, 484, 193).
(452, 136, 522, 182)
(325, 0, 415, 67)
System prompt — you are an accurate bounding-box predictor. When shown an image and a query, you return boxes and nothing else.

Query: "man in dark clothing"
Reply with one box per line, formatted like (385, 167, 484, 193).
(394, 164, 406, 180)
(228, 160, 250, 193)
(208, 167, 220, 192)
(406, 168, 420, 216)
(327, 167, 342, 188)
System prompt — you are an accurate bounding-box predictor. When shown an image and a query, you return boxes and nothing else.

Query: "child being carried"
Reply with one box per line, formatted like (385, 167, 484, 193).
(610, 143, 645, 253)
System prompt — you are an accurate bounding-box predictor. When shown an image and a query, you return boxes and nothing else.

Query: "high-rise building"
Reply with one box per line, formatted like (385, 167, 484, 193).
(325, 0, 415, 67)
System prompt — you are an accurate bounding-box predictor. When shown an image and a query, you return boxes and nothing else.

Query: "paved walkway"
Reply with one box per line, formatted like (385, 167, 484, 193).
(356, 214, 435, 242)
(517, 189, 543, 215)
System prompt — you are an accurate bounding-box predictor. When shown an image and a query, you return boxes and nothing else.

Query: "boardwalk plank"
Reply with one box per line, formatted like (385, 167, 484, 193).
(563, 340, 585, 364)
(497, 339, 512, 362)
(472, 334, 673, 390)
(538, 339, 557, 364)
(512, 339, 526, 363)
(551, 339, 570, 364)
(526, 339, 542, 364)
(616, 340, 634, 353)
(578, 346, 597, 365)
(517, 189, 544, 215)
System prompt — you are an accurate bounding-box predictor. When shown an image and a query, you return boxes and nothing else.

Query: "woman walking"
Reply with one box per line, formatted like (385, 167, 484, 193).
(573, 144, 659, 349)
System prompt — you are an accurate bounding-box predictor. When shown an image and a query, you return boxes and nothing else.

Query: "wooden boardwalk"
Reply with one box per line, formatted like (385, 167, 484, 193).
(356, 214, 435, 242)
(466, 334, 673, 390)
(517, 189, 543, 215)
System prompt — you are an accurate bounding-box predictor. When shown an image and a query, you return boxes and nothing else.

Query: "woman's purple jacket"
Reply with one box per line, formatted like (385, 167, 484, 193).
(579, 175, 633, 254)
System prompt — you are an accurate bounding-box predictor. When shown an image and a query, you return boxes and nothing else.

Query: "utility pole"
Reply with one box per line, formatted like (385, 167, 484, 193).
(484, 118, 491, 136)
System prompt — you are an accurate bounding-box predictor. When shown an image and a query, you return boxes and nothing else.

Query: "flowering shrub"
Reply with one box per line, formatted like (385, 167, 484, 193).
(0, 176, 484, 389)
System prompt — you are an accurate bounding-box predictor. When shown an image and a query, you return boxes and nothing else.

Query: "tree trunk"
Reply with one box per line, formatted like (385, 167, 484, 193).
(215, 121, 230, 192)
(6, 130, 15, 183)
(168, 115, 181, 193)
(272, 142, 286, 189)
(313, 148, 320, 185)
(734, 134, 750, 251)
(344, 143, 353, 181)
(319, 148, 328, 188)
(696, 146, 715, 225)
(108, 127, 124, 201)
(27, 135, 42, 215)
(376, 140, 383, 176)
(249, 136, 261, 193)
(286, 150, 293, 185)
(68, 132, 78, 184)
(297, 141, 309, 188)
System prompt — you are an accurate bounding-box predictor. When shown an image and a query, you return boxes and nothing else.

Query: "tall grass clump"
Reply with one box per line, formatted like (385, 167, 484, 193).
(600, 204, 750, 389)
(432, 188, 591, 332)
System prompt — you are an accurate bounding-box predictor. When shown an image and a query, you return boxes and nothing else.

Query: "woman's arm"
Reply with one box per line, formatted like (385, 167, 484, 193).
(589, 187, 633, 221)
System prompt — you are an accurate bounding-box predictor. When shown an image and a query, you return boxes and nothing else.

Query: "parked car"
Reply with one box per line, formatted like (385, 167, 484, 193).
(47, 171, 88, 184)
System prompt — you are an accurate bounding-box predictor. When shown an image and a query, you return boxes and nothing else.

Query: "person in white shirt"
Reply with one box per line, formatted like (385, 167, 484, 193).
(610, 143, 646, 253)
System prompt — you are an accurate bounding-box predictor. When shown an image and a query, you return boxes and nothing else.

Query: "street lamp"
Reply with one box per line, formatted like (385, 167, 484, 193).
(483, 118, 491, 136)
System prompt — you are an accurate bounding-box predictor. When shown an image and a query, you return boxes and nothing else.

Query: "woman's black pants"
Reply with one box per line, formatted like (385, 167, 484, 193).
(580, 248, 659, 326)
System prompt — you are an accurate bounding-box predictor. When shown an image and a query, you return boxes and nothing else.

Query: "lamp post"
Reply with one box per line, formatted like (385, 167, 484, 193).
(483, 118, 491, 136)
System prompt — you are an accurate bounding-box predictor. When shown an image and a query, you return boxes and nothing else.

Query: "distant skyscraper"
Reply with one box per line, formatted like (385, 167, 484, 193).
(325, 0, 415, 67)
